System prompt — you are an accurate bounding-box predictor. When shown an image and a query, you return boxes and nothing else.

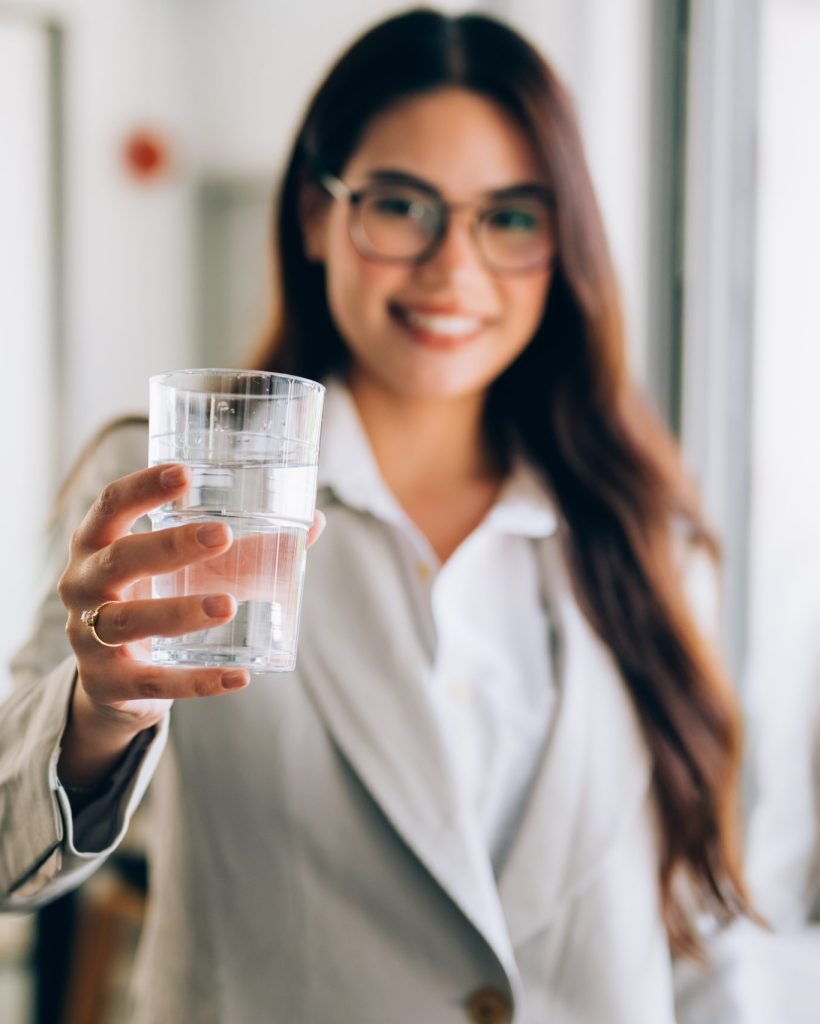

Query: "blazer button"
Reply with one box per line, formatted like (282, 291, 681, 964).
(465, 987, 512, 1023)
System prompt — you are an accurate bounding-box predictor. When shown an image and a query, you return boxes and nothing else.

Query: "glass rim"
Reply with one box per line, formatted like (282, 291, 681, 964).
(149, 368, 326, 398)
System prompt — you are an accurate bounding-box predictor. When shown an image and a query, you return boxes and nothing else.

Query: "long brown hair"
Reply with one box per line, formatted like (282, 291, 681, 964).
(254, 7, 750, 954)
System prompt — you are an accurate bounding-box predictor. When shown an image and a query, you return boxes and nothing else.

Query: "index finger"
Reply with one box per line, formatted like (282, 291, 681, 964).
(74, 464, 190, 552)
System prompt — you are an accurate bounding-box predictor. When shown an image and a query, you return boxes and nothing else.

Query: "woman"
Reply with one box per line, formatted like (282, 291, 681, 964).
(1, 9, 751, 1022)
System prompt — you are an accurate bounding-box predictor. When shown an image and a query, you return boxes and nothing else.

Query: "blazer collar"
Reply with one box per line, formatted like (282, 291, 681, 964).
(317, 376, 558, 542)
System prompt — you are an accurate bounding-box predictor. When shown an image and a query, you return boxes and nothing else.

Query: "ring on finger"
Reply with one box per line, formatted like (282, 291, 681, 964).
(80, 601, 124, 648)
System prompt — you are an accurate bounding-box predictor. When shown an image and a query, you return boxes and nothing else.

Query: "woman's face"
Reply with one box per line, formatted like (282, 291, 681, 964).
(303, 87, 555, 401)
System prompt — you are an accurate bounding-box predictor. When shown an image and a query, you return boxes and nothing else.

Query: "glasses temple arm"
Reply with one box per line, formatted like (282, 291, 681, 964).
(318, 172, 351, 201)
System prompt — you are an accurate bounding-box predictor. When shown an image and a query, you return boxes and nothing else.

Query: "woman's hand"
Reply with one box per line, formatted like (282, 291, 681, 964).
(56, 463, 324, 781)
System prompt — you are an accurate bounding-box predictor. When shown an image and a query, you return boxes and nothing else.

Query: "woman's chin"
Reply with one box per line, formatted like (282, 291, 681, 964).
(365, 363, 492, 403)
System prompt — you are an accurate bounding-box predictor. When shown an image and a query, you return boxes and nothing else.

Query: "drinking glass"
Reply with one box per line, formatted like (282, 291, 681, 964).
(148, 369, 324, 671)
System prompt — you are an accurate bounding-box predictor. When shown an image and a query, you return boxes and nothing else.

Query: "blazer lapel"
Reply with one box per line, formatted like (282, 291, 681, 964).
(498, 535, 652, 949)
(297, 496, 521, 991)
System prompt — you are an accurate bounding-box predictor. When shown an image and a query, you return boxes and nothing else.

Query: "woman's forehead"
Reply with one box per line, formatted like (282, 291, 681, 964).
(342, 87, 546, 196)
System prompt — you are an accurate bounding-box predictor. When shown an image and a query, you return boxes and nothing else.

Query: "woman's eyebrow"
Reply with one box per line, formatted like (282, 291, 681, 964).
(485, 182, 553, 200)
(365, 168, 440, 193)
(364, 168, 549, 200)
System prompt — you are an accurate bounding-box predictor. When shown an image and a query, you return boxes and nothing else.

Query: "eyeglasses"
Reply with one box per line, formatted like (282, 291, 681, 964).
(318, 171, 556, 274)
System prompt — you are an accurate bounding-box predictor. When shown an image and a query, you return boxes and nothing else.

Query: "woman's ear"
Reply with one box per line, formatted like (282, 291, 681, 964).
(299, 184, 329, 263)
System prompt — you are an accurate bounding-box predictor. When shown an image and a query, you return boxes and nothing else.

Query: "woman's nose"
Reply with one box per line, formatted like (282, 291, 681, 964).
(417, 212, 486, 282)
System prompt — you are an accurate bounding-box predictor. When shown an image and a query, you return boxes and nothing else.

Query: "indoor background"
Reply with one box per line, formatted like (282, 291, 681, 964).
(1, 0, 818, 1021)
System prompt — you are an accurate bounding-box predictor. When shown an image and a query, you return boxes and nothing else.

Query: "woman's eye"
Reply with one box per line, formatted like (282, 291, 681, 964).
(486, 207, 539, 232)
(372, 195, 425, 219)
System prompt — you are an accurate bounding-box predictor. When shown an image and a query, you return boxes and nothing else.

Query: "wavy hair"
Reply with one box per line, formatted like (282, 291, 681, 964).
(252, 7, 751, 954)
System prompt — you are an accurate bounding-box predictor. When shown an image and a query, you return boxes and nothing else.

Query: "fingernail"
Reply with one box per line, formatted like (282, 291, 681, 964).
(203, 594, 235, 619)
(160, 466, 187, 490)
(197, 522, 230, 548)
(222, 671, 248, 690)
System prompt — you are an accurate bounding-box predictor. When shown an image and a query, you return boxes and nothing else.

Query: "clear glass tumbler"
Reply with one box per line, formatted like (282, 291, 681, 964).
(148, 369, 324, 671)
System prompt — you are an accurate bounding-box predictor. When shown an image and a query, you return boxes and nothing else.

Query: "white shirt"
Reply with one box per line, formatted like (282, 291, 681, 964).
(318, 379, 558, 871)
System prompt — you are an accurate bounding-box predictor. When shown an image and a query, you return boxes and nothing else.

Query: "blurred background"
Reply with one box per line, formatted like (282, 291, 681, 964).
(1, 0, 818, 1021)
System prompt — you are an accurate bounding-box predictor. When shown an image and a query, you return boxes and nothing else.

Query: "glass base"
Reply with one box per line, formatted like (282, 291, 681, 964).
(151, 647, 296, 672)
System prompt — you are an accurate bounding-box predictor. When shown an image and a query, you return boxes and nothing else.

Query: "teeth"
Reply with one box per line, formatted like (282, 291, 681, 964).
(403, 311, 482, 337)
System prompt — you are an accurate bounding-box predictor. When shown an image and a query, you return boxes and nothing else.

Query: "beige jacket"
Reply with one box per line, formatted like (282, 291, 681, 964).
(0, 419, 681, 1024)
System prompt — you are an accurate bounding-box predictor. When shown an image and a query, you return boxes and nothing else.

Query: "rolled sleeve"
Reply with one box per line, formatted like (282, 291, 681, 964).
(0, 655, 168, 909)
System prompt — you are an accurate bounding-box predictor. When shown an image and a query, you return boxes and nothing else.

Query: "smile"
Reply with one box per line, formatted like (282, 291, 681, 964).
(391, 304, 486, 344)
(404, 311, 482, 336)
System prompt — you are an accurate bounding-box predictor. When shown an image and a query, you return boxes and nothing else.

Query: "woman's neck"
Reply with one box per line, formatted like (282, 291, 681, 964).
(347, 371, 499, 495)
(346, 371, 505, 562)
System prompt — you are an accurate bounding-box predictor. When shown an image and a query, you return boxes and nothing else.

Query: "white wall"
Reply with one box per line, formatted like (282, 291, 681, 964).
(192, 0, 469, 178)
(60, 0, 197, 466)
(745, 0, 820, 827)
(678, 0, 760, 677)
(3, 0, 197, 469)
(0, 16, 54, 688)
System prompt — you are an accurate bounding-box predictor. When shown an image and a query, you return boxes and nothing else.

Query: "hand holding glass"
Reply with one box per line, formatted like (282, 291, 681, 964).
(148, 370, 324, 671)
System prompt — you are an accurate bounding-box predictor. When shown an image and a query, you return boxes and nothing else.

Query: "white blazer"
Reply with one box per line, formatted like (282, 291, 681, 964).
(1, 421, 680, 1024)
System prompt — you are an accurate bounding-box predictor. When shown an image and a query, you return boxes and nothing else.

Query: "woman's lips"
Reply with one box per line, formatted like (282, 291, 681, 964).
(389, 304, 487, 347)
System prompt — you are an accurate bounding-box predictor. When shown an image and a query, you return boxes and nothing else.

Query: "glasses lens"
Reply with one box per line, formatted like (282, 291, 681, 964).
(354, 185, 439, 260)
(477, 195, 554, 271)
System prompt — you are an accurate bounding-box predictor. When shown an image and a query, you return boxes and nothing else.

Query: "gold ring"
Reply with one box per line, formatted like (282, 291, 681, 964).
(80, 601, 124, 648)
